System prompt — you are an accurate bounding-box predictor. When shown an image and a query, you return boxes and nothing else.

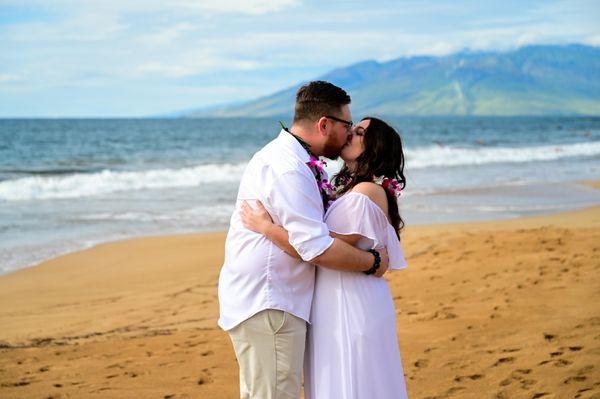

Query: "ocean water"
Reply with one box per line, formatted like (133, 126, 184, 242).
(1, 116, 600, 275)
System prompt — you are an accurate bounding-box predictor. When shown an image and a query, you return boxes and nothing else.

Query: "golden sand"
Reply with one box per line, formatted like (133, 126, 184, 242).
(1, 206, 599, 398)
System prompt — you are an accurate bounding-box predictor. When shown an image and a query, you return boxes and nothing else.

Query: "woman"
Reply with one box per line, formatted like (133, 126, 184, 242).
(241, 117, 409, 398)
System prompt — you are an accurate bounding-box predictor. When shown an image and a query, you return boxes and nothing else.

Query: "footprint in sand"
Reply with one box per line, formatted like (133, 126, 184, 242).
(499, 369, 537, 390)
(197, 371, 214, 386)
(531, 393, 550, 398)
(493, 357, 515, 367)
(562, 364, 596, 388)
(576, 365, 594, 375)
(520, 379, 536, 389)
(1, 380, 31, 387)
(494, 389, 511, 398)
(575, 387, 594, 398)
(454, 374, 484, 382)
(516, 369, 532, 374)
(445, 386, 466, 396)
(543, 333, 556, 341)
(106, 363, 125, 369)
(499, 378, 511, 387)
(539, 358, 572, 367)
(564, 376, 587, 384)
(555, 359, 573, 367)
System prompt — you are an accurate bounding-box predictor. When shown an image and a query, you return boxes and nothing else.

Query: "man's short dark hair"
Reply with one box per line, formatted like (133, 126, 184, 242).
(293, 81, 351, 123)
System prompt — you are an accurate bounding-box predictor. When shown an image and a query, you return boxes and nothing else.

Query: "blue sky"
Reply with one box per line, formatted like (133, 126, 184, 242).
(0, 0, 599, 117)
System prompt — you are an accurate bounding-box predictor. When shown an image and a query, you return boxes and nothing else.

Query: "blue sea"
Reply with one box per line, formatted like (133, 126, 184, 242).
(1, 117, 600, 275)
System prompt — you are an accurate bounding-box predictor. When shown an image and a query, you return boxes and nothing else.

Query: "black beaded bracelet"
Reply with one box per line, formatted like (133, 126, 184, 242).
(364, 249, 381, 275)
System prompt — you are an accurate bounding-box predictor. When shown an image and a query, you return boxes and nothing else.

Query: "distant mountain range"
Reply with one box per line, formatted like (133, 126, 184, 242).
(186, 44, 600, 117)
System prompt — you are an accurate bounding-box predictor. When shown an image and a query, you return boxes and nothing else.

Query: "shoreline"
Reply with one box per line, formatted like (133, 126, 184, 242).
(1, 202, 599, 398)
(581, 179, 600, 190)
(2, 176, 599, 278)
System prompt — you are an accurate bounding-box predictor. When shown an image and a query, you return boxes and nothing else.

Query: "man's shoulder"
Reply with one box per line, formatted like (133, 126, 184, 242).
(252, 137, 309, 176)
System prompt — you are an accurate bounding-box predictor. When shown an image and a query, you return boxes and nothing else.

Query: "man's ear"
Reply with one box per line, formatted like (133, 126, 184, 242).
(316, 117, 328, 136)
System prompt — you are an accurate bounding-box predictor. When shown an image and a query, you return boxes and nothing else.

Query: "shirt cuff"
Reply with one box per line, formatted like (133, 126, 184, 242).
(295, 234, 335, 262)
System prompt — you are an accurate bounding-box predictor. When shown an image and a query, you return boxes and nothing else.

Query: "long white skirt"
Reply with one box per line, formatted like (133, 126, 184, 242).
(304, 267, 409, 399)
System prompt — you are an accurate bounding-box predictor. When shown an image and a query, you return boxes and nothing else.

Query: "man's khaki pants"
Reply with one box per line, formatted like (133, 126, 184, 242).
(228, 309, 306, 399)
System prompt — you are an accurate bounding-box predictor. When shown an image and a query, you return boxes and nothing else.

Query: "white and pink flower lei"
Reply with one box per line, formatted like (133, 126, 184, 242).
(309, 155, 403, 210)
(372, 175, 403, 197)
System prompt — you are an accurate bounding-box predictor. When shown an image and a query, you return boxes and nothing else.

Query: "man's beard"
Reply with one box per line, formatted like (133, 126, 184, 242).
(322, 134, 344, 160)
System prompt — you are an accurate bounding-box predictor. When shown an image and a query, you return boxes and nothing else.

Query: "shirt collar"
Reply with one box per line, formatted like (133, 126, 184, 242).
(277, 129, 312, 163)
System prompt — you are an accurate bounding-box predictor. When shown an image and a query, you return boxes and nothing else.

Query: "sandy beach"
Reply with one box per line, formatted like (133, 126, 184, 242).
(1, 197, 599, 398)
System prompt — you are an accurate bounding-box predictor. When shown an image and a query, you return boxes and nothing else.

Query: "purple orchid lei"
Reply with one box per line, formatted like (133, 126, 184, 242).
(308, 155, 337, 210)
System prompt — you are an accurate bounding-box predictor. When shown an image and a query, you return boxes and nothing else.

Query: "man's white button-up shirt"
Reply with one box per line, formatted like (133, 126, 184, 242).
(217, 129, 335, 331)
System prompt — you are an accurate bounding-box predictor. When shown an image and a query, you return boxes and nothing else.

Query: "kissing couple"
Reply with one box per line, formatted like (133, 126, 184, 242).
(218, 80, 409, 398)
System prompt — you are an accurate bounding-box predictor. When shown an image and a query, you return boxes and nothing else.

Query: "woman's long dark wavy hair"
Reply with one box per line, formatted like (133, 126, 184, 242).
(331, 117, 406, 238)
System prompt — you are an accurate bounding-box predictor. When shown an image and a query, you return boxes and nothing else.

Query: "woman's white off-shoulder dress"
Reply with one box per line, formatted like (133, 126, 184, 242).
(304, 192, 409, 399)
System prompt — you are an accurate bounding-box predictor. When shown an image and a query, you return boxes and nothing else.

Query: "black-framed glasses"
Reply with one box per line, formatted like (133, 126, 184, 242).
(324, 115, 353, 130)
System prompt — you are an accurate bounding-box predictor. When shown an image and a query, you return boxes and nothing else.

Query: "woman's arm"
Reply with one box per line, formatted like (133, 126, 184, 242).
(264, 224, 301, 258)
(241, 200, 388, 277)
(240, 200, 301, 258)
(240, 200, 363, 258)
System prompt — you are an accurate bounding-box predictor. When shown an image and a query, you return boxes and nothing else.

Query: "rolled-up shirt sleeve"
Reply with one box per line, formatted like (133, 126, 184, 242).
(266, 170, 334, 262)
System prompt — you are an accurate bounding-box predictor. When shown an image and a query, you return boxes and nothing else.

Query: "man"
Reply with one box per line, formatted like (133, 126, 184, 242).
(217, 81, 389, 399)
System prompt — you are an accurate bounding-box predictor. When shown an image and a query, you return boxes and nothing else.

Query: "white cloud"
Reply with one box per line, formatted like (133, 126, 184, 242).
(1, 0, 598, 116)
(0, 74, 22, 83)
(4, 10, 127, 43)
(132, 55, 260, 78)
(584, 34, 600, 46)
(0, 0, 300, 16)
(135, 22, 197, 46)
(169, 0, 300, 15)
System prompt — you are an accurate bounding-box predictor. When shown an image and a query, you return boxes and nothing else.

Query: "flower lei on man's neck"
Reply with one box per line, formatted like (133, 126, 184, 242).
(280, 121, 336, 210)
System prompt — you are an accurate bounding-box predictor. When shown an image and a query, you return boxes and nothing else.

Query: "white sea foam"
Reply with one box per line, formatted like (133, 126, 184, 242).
(1, 141, 598, 202)
(408, 141, 600, 169)
(0, 162, 248, 201)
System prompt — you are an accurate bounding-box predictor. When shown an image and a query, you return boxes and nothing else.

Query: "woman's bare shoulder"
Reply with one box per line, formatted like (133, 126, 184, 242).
(350, 182, 389, 216)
